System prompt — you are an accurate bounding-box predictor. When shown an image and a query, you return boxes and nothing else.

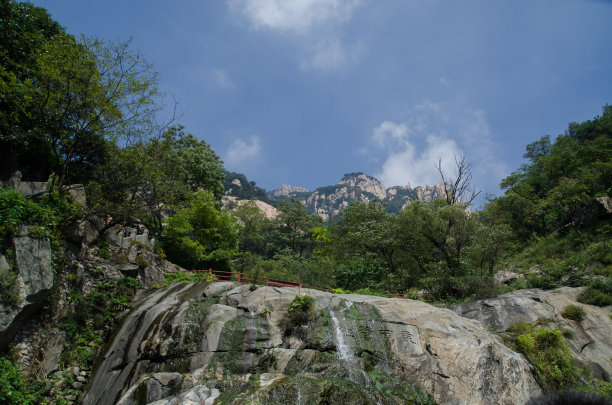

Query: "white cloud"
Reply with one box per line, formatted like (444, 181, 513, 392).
(372, 121, 462, 187)
(226, 136, 262, 166)
(212, 69, 235, 90)
(229, 0, 362, 33)
(371, 102, 507, 194)
(301, 38, 349, 71)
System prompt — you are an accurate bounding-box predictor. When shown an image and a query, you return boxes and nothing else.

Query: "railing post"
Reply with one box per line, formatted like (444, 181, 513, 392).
(237, 272, 240, 283)
(266, 276, 269, 287)
(209, 268, 212, 277)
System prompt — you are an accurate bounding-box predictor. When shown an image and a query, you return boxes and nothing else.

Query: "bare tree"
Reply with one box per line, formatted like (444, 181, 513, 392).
(435, 155, 481, 206)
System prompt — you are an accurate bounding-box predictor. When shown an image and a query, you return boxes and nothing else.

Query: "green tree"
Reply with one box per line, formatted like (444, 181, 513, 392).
(491, 105, 612, 238)
(1, 6, 161, 190)
(0, 0, 65, 180)
(272, 199, 322, 258)
(329, 200, 400, 273)
(88, 126, 224, 234)
(162, 190, 238, 270)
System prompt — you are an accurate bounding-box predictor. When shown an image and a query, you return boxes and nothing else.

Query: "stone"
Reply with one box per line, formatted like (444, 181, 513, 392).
(84, 282, 540, 405)
(64, 219, 99, 246)
(596, 196, 612, 214)
(0, 235, 53, 350)
(452, 287, 612, 381)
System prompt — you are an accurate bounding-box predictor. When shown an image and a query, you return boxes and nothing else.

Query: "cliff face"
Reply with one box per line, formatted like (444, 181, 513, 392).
(269, 173, 446, 220)
(84, 282, 541, 405)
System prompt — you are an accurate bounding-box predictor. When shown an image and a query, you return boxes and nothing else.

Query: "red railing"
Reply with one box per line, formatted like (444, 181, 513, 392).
(181, 268, 330, 293)
(179, 268, 431, 300)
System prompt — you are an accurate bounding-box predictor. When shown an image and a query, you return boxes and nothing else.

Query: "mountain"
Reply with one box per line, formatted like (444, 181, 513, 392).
(268, 172, 446, 220)
(224, 171, 446, 220)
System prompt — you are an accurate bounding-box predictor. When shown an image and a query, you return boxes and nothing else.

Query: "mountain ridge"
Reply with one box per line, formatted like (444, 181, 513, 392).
(224, 171, 446, 220)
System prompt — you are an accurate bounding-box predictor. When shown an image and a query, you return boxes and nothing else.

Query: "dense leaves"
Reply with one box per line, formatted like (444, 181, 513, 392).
(490, 106, 612, 238)
(162, 190, 238, 270)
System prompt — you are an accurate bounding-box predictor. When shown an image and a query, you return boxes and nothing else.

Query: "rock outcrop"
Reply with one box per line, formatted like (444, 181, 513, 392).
(270, 173, 447, 221)
(452, 287, 612, 381)
(84, 282, 540, 405)
(0, 228, 54, 350)
(268, 184, 309, 198)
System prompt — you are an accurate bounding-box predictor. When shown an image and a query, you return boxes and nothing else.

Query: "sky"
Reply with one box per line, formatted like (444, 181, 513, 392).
(29, 0, 612, 205)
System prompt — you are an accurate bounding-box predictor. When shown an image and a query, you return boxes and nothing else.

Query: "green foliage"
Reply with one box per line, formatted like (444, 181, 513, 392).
(274, 199, 323, 258)
(0, 271, 19, 308)
(334, 257, 389, 291)
(561, 305, 586, 322)
(504, 323, 586, 392)
(61, 276, 138, 367)
(577, 278, 612, 306)
(161, 271, 216, 285)
(0, 356, 44, 405)
(0, 188, 57, 241)
(136, 254, 149, 269)
(162, 190, 238, 270)
(281, 295, 315, 331)
(88, 125, 225, 234)
(491, 105, 612, 239)
(223, 172, 271, 203)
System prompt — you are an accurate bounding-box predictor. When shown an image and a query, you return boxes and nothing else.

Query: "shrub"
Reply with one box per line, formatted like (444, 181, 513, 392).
(161, 271, 216, 286)
(504, 323, 586, 392)
(562, 305, 586, 322)
(0, 272, 20, 308)
(577, 278, 612, 307)
(136, 254, 149, 269)
(0, 356, 44, 404)
(281, 295, 315, 331)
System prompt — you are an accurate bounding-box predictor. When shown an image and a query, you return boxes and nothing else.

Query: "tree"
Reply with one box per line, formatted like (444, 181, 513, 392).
(232, 200, 270, 255)
(435, 155, 480, 206)
(0, 0, 66, 180)
(491, 106, 612, 238)
(161, 190, 238, 270)
(272, 199, 322, 257)
(87, 126, 225, 234)
(1, 13, 162, 190)
(329, 200, 400, 273)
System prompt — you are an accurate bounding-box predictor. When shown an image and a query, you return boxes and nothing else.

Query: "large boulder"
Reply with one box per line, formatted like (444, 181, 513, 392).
(84, 282, 540, 405)
(452, 287, 612, 381)
(0, 232, 54, 350)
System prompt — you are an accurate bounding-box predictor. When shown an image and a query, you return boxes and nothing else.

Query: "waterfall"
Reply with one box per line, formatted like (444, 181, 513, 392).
(330, 309, 352, 362)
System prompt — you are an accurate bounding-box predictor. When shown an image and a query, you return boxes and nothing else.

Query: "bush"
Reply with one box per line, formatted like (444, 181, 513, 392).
(281, 295, 315, 331)
(0, 356, 44, 404)
(0, 272, 20, 308)
(562, 305, 586, 322)
(504, 323, 586, 392)
(577, 278, 612, 307)
(161, 271, 216, 286)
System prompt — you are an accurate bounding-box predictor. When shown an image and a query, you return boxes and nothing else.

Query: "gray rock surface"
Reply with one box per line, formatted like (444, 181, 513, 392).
(84, 282, 540, 405)
(0, 234, 54, 350)
(452, 287, 612, 381)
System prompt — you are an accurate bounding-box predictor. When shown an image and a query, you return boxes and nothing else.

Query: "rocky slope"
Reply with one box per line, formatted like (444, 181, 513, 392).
(84, 282, 541, 405)
(452, 287, 612, 381)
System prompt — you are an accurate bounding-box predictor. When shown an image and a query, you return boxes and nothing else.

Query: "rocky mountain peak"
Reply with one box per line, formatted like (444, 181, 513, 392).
(268, 184, 309, 198)
(337, 172, 387, 201)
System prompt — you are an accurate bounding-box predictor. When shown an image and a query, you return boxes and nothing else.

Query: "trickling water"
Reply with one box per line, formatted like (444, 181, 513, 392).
(297, 388, 302, 405)
(330, 309, 352, 363)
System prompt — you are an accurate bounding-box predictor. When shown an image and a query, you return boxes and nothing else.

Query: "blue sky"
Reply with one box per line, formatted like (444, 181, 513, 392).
(30, 0, 612, 204)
